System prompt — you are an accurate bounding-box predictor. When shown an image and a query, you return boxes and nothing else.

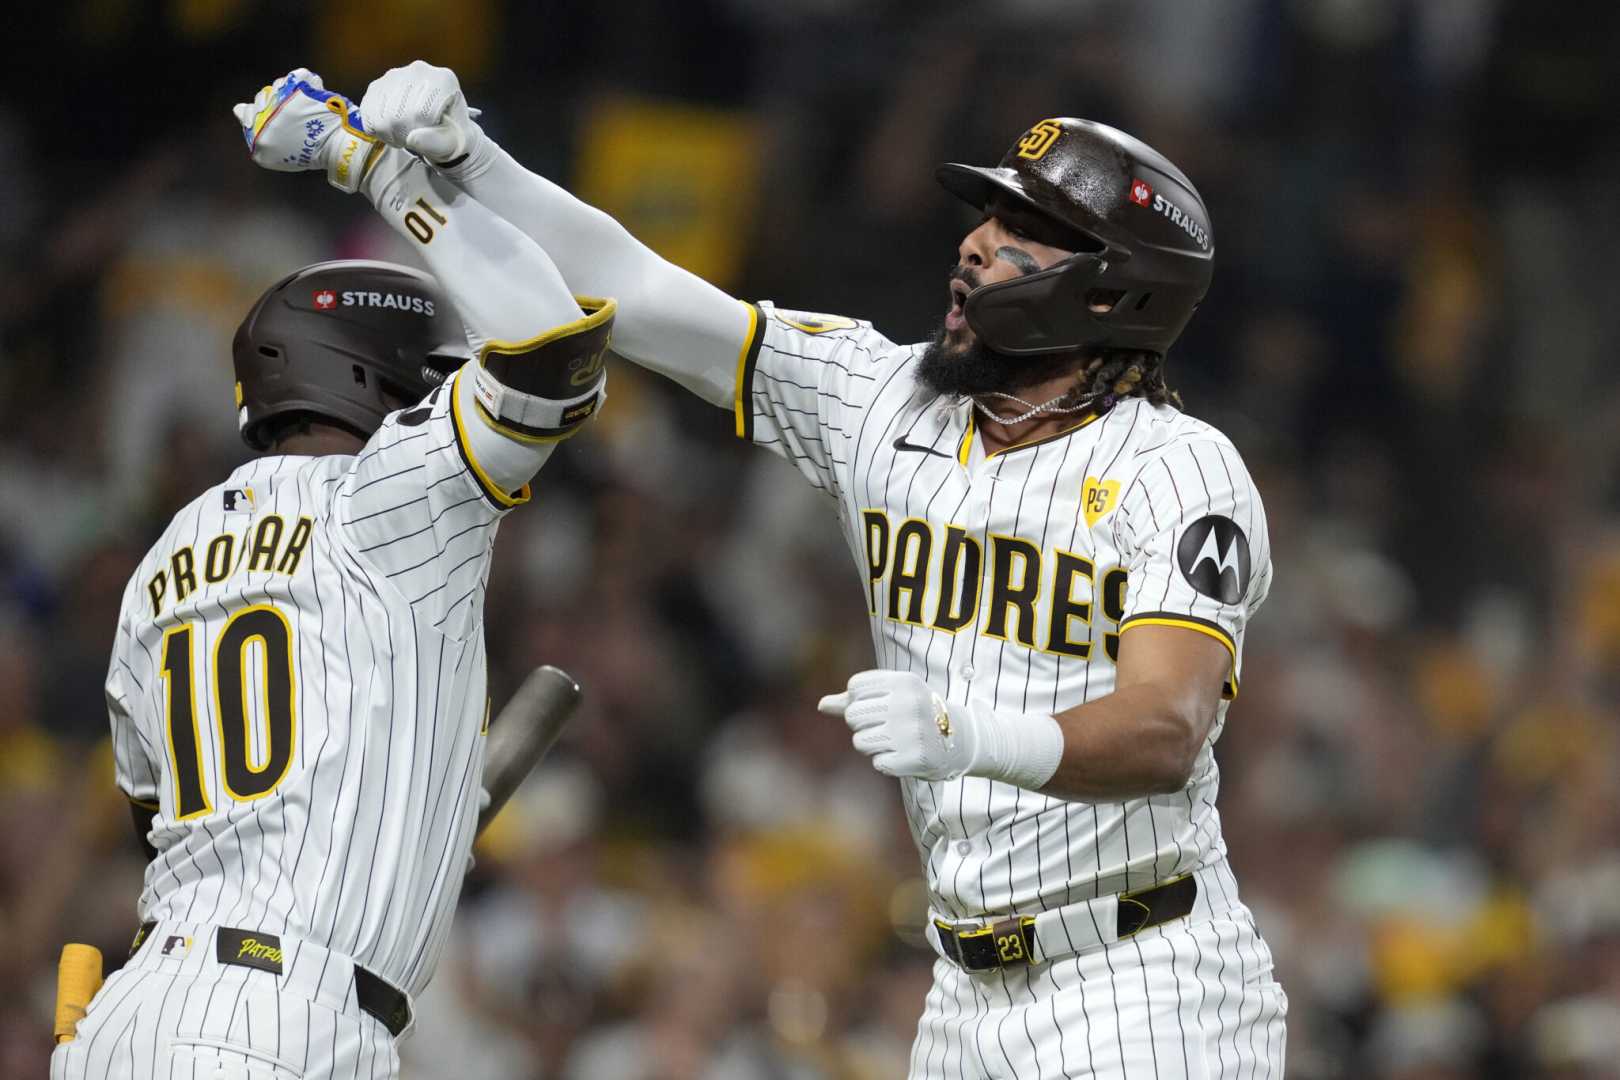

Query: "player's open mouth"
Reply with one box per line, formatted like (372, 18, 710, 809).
(946, 280, 970, 331)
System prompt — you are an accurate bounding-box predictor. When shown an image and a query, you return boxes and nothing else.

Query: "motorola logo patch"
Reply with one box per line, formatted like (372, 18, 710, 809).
(1176, 515, 1250, 604)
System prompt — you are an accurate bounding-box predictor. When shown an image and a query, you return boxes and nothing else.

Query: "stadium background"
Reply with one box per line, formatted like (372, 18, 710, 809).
(3, 1, 1619, 1076)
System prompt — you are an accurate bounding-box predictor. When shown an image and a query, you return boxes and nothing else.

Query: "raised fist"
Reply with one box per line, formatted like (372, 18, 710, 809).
(361, 60, 481, 165)
(232, 69, 378, 193)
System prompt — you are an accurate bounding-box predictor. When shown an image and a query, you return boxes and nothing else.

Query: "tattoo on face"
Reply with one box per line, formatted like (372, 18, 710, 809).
(996, 246, 1041, 276)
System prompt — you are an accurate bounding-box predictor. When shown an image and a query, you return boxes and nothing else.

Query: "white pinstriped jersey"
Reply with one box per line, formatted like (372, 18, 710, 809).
(107, 368, 524, 995)
(736, 302, 1273, 919)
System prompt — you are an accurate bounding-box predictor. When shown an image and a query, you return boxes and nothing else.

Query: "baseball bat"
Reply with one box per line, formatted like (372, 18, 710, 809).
(477, 664, 582, 836)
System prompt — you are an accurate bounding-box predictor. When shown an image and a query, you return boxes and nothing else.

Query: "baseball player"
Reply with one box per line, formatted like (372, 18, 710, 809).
(51, 70, 605, 1079)
(362, 64, 1286, 1077)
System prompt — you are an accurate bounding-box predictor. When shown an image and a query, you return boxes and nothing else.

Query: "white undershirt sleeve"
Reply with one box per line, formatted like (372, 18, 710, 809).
(441, 139, 754, 409)
(361, 149, 582, 490)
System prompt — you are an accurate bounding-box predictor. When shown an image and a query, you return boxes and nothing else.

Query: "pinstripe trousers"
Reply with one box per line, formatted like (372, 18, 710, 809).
(50, 925, 399, 1080)
(908, 881, 1286, 1078)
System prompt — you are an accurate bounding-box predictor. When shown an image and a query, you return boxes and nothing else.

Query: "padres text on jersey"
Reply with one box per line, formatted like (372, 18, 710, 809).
(735, 302, 1273, 918)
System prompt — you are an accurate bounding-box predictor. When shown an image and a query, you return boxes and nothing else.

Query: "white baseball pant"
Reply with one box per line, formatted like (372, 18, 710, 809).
(909, 862, 1287, 1078)
(50, 922, 404, 1080)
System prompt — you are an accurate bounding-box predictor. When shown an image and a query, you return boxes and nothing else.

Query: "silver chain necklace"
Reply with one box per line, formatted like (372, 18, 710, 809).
(967, 389, 1095, 426)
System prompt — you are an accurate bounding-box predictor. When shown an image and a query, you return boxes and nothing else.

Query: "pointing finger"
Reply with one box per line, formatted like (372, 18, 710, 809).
(817, 692, 850, 717)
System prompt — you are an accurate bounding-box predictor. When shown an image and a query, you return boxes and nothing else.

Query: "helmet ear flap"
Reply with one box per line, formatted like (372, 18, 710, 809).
(963, 249, 1204, 358)
(961, 254, 1111, 356)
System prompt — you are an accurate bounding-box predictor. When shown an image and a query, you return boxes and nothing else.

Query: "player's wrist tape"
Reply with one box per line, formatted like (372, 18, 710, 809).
(963, 703, 1064, 790)
(473, 298, 615, 441)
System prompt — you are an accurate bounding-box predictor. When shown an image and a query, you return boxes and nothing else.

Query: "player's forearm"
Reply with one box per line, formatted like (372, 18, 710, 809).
(1040, 685, 1212, 801)
(364, 148, 627, 482)
(364, 148, 581, 346)
(440, 139, 751, 407)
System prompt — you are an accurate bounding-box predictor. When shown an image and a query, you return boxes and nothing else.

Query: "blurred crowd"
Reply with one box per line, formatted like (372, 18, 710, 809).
(4, 1, 1620, 1077)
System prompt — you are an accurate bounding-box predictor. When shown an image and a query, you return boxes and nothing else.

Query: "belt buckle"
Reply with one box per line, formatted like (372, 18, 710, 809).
(940, 916, 1036, 972)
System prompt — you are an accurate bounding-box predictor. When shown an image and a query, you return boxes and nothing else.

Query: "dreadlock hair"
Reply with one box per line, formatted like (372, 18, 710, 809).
(1071, 348, 1183, 414)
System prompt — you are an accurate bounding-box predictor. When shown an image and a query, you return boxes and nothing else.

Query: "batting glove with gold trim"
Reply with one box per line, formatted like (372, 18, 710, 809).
(819, 670, 983, 781)
(231, 69, 379, 193)
(819, 670, 1064, 788)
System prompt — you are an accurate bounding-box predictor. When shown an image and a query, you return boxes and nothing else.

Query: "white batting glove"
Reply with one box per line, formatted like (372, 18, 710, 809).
(818, 671, 981, 780)
(231, 69, 379, 193)
(361, 60, 482, 164)
(819, 670, 1065, 788)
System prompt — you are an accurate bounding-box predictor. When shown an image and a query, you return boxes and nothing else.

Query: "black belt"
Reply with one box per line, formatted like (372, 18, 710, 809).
(133, 922, 412, 1037)
(933, 875, 1198, 973)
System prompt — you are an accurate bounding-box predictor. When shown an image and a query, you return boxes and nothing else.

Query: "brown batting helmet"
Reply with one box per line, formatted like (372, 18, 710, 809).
(937, 117, 1213, 357)
(232, 260, 469, 450)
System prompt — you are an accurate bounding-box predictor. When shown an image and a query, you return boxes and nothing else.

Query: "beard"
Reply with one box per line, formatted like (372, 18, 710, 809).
(915, 321, 1088, 399)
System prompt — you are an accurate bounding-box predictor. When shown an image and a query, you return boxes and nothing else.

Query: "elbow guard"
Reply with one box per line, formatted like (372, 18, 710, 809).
(472, 297, 613, 442)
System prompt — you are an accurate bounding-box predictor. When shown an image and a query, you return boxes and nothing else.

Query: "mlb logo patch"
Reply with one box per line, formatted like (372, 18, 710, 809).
(160, 935, 191, 959)
(313, 289, 337, 310)
(1129, 179, 1153, 207)
(222, 488, 254, 512)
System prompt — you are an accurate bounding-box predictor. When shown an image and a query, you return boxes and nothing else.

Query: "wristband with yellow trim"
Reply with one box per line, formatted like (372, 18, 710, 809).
(474, 298, 614, 442)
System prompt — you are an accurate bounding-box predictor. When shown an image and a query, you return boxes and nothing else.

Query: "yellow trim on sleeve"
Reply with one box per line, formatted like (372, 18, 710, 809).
(733, 302, 761, 438)
(450, 367, 532, 508)
(125, 794, 160, 811)
(1119, 616, 1239, 699)
(1120, 616, 1235, 660)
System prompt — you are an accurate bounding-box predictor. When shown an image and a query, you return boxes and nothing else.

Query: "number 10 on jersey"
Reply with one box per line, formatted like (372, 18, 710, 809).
(159, 605, 297, 819)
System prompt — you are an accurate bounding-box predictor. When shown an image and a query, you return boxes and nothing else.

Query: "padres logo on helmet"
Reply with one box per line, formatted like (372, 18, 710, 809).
(1015, 119, 1064, 161)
